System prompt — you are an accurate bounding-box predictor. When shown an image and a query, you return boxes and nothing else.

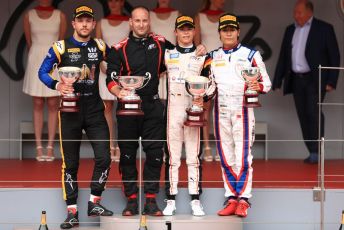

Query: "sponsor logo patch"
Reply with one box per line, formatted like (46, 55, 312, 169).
(68, 48, 80, 53)
(88, 53, 98, 59)
(88, 47, 97, 53)
(69, 53, 81, 62)
(148, 43, 156, 50)
(167, 59, 179, 64)
(170, 53, 179, 59)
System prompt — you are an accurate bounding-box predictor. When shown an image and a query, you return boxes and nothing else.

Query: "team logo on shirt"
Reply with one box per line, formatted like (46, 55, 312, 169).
(170, 53, 179, 59)
(69, 53, 81, 62)
(87, 47, 98, 61)
(148, 43, 156, 50)
(88, 47, 97, 52)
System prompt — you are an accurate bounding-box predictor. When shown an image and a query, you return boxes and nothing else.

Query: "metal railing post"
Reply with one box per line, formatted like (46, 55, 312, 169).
(139, 136, 142, 216)
(320, 137, 325, 230)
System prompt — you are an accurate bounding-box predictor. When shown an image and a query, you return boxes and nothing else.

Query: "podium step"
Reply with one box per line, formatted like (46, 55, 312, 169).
(14, 227, 103, 230)
(101, 215, 242, 230)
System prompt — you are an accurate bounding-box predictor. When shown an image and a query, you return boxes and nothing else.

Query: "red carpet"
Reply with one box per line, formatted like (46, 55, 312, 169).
(0, 159, 343, 189)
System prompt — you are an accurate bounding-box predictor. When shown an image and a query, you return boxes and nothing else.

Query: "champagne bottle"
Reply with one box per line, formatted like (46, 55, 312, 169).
(139, 215, 148, 230)
(339, 210, 344, 230)
(38, 211, 48, 230)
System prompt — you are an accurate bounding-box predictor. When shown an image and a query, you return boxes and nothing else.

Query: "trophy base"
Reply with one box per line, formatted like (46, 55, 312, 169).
(117, 99, 144, 116)
(184, 120, 207, 127)
(59, 98, 79, 112)
(184, 108, 206, 127)
(244, 95, 261, 108)
(60, 107, 80, 113)
(117, 109, 144, 116)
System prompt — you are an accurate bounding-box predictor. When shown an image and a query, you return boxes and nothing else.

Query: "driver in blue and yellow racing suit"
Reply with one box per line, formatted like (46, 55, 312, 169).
(38, 5, 113, 229)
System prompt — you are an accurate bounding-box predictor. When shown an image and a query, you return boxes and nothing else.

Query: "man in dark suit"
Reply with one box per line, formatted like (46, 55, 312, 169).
(272, 0, 340, 164)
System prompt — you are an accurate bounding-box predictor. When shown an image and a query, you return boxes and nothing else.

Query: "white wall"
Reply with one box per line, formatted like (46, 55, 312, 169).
(0, 0, 343, 159)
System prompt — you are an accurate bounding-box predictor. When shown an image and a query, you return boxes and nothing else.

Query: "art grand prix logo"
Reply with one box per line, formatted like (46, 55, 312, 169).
(0, 1, 271, 81)
(238, 16, 272, 61)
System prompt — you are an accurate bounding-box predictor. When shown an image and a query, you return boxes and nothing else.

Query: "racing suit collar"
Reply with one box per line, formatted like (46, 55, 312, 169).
(70, 36, 91, 47)
(222, 43, 241, 54)
(176, 44, 196, 53)
(129, 31, 149, 43)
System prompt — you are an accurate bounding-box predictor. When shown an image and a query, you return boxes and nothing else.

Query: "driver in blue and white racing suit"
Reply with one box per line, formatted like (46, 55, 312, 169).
(203, 13, 271, 218)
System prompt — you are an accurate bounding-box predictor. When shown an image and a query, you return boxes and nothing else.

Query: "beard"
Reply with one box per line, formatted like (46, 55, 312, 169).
(76, 29, 91, 39)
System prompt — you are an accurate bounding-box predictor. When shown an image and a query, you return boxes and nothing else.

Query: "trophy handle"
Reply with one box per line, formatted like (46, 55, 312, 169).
(52, 63, 58, 79)
(53, 63, 58, 71)
(82, 64, 87, 78)
(110, 71, 119, 82)
(185, 84, 192, 96)
(137, 72, 151, 90)
(208, 72, 215, 89)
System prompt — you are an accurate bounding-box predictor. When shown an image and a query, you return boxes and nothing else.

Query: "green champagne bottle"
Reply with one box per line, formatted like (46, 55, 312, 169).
(38, 211, 48, 230)
(139, 215, 148, 230)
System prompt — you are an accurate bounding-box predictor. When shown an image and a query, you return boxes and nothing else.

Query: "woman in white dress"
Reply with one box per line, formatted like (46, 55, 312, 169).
(194, 0, 225, 162)
(150, 0, 179, 102)
(22, 0, 66, 161)
(96, 0, 130, 162)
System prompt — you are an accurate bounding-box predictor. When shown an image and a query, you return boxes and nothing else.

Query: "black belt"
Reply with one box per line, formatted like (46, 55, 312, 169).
(292, 72, 311, 78)
(140, 94, 159, 101)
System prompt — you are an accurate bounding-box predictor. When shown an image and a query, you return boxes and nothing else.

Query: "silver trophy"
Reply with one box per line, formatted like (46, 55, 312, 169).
(58, 66, 82, 112)
(241, 67, 261, 107)
(184, 75, 211, 126)
(111, 72, 151, 116)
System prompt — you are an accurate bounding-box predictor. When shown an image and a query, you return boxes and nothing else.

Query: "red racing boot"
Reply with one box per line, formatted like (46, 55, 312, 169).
(235, 199, 251, 217)
(217, 198, 238, 216)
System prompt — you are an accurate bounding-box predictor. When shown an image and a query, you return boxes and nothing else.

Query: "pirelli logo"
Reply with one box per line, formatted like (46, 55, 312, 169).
(75, 6, 93, 14)
(220, 15, 237, 23)
(177, 16, 193, 23)
(67, 48, 80, 53)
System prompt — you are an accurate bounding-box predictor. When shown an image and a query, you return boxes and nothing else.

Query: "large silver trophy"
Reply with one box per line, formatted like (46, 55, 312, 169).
(58, 66, 82, 112)
(241, 67, 262, 107)
(184, 75, 211, 127)
(111, 72, 151, 116)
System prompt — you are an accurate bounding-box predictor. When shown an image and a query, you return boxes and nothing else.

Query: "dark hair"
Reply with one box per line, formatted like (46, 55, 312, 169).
(305, 1, 314, 12)
(298, 0, 314, 12)
(200, 0, 211, 11)
(130, 5, 150, 17)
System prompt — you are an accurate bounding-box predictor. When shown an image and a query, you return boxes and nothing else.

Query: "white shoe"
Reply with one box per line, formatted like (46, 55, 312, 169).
(163, 200, 176, 216)
(190, 200, 205, 216)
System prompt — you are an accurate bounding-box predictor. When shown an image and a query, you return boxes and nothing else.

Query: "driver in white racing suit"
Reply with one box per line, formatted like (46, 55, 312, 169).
(203, 13, 271, 218)
(163, 15, 214, 216)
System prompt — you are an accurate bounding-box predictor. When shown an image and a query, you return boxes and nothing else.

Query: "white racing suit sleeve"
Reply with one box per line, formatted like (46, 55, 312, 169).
(252, 51, 271, 94)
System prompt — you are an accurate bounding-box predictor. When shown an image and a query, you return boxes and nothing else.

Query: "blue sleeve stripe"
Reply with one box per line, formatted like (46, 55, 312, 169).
(38, 47, 59, 89)
(248, 50, 256, 62)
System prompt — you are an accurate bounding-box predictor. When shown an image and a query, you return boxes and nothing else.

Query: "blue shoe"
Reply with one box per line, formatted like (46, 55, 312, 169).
(304, 153, 318, 164)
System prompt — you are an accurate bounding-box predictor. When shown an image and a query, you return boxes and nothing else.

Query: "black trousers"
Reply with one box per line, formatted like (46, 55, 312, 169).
(292, 74, 325, 154)
(117, 98, 165, 196)
(59, 110, 111, 205)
